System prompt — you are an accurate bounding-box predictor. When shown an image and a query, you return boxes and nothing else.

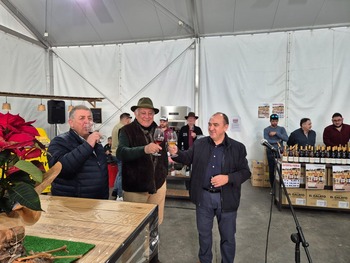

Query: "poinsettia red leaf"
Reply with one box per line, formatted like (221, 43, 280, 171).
(23, 148, 42, 159)
(7, 165, 20, 175)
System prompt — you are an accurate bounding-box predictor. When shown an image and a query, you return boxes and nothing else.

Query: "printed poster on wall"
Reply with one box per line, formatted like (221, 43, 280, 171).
(272, 103, 285, 118)
(258, 104, 270, 118)
(230, 116, 241, 132)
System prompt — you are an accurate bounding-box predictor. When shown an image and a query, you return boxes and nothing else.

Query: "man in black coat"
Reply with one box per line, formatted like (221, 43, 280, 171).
(177, 112, 203, 150)
(48, 105, 109, 199)
(169, 112, 251, 263)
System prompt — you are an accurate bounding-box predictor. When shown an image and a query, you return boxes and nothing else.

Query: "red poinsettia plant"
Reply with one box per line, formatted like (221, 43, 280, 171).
(0, 112, 46, 213)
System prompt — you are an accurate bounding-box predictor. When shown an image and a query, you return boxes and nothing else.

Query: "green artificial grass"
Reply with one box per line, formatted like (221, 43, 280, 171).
(24, 235, 95, 262)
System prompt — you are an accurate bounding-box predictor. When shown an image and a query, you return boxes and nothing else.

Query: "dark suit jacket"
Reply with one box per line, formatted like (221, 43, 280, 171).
(173, 134, 251, 212)
(177, 124, 203, 150)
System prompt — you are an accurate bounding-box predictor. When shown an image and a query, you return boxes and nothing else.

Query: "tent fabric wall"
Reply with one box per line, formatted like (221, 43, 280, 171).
(2, 25, 350, 162)
(52, 38, 195, 136)
(0, 30, 48, 129)
(199, 28, 350, 161)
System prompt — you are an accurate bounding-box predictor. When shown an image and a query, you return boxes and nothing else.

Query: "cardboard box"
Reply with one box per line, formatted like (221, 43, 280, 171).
(306, 190, 330, 207)
(263, 172, 271, 188)
(251, 172, 269, 188)
(251, 160, 265, 176)
(251, 173, 265, 187)
(281, 188, 307, 206)
(252, 160, 264, 168)
(327, 191, 350, 209)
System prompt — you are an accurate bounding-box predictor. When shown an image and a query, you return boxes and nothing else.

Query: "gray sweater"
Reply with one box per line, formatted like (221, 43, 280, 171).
(263, 125, 289, 149)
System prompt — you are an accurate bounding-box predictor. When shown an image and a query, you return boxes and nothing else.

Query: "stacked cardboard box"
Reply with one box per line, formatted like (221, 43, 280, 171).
(251, 160, 269, 187)
(306, 189, 330, 208)
(327, 191, 350, 209)
(281, 188, 307, 206)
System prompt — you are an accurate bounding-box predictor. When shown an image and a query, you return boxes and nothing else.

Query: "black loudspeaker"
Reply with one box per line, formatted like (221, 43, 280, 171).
(47, 100, 66, 124)
(91, 108, 102, 123)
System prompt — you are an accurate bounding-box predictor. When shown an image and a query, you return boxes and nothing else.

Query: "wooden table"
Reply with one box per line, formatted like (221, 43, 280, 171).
(25, 195, 158, 262)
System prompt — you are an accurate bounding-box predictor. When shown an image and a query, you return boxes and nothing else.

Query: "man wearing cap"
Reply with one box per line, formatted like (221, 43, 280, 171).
(159, 116, 173, 141)
(117, 97, 168, 225)
(178, 112, 203, 151)
(111, 112, 132, 200)
(263, 114, 288, 189)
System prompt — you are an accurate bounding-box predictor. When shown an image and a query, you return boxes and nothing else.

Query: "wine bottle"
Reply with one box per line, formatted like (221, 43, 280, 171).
(309, 146, 315, 163)
(288, 145, 294, 162)
(293, 145, 299, 163)
(325, 146, 331, 164)
(320, 146, 326, 163)
(282, 145, 288, 162)
(336, 145, 342, 164)
(299, 146, 305, 163)
(342, 146, 347, 165)
(331, 146, 337, 164)
(314, 145, 320, 163)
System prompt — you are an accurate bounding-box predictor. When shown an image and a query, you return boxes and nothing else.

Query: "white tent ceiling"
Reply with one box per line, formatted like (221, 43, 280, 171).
(1, 0, 350, 47)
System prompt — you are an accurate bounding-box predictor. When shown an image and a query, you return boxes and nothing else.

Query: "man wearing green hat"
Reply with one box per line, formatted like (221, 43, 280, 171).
(117, 97, 168, 225)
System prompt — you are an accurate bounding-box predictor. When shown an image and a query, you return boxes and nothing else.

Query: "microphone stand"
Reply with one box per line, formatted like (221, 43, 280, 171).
(273, 151, 313, 263)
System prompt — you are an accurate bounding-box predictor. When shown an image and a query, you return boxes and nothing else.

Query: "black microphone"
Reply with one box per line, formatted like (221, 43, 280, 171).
(260, 139, 277, 152)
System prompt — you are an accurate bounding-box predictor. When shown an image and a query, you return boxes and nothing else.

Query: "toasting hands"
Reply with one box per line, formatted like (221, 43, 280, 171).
(144, 143, 162, 155)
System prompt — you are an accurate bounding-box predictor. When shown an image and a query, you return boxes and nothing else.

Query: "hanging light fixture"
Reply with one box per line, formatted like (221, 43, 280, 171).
(2, 97, 11, 110)
(68, 101, 74, 112)
(37, 99, 46, 111)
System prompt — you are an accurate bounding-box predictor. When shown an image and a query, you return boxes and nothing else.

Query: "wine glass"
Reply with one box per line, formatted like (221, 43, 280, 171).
(167, 130, 178, 157)
(87, 122, 107, 144)
(153, 128, 164, 156)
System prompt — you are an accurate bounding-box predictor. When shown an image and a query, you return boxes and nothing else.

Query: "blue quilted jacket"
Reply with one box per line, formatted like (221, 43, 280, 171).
(48, 129, 109, 199)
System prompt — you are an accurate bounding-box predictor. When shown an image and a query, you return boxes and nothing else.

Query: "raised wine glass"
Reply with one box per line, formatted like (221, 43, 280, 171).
(167, 130, 178, 157)
(153, 127, 164, 156)
(87, 122, 107, 144)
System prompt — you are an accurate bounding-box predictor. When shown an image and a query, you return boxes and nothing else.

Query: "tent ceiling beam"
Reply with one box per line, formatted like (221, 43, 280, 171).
(0, 0, 51, 48)
(0, 92, 104, 108)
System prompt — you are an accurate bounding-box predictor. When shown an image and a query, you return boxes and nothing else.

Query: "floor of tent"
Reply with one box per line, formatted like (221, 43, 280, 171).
(111, 181, 350, 263)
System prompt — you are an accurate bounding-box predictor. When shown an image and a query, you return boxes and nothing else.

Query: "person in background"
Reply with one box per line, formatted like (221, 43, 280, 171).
(178, 112, 203, 189)
(48, 105, 109, 199)
(287, 118, 316, 147)
(104, 136, 115, 164)
(159, 116, 173, 141)
(178, 112, 203, 151)
(263, 114, 288, 189)
(323, 112, 350, 147)
(168, 112, 251, 263)
(117, 97, 168, 225)
(111, 113, 132, 200)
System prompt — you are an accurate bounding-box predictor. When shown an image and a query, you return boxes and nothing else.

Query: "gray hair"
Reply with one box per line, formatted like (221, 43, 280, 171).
(69, 105, 92, 119)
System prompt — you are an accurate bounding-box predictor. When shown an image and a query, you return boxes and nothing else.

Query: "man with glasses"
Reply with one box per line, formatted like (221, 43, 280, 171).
(323, 112, 350, 147)
(263, 114, 288, 189)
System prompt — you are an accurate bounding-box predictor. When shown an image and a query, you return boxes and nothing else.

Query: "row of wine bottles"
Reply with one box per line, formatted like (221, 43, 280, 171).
(281, 144, 350, 165)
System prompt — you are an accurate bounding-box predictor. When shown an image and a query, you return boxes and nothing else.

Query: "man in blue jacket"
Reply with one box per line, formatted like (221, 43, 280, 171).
(169, 112, 251, 263)
(48, 105, 109, 199)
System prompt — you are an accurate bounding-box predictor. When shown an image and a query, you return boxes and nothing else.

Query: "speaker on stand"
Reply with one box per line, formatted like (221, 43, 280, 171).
(47, 100, 66, 124)
(91, 108, 102, 123)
